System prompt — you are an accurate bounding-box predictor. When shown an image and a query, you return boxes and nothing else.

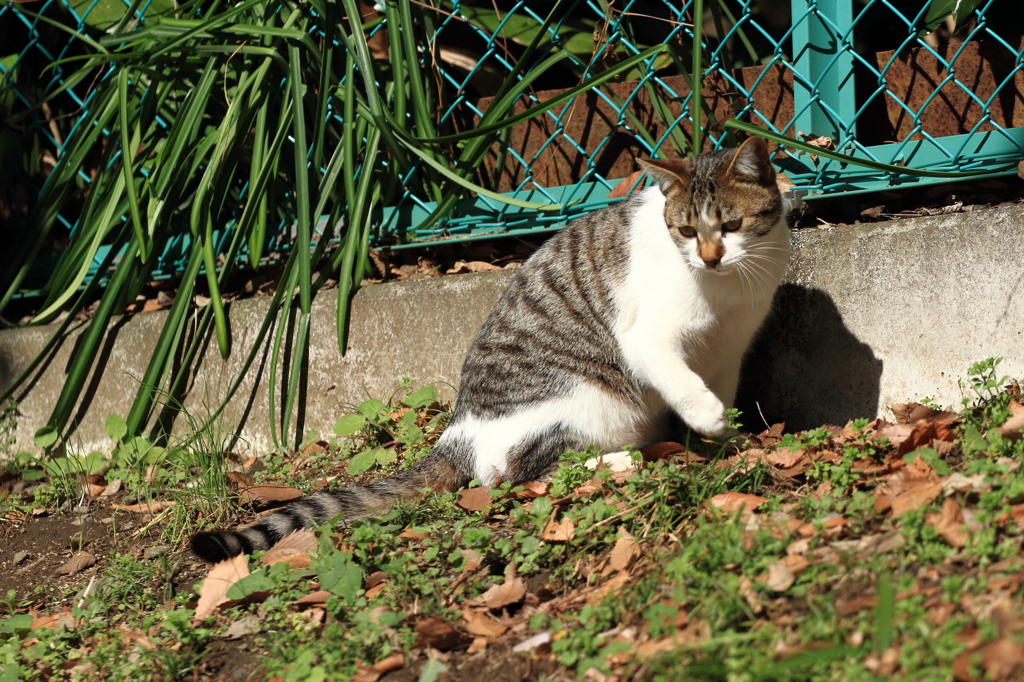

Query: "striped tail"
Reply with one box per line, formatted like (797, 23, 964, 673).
(190, 448, 469, 563)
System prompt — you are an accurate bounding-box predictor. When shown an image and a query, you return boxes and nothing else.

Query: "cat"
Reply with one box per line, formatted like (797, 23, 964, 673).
(190, 136, 791, 563)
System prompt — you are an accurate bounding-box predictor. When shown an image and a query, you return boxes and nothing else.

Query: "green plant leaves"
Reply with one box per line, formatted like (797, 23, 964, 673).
(357, 400, 390, 421)
(920, 0, 982, 34)
(347, 447, 396, 476)
(0, 615, 33, 634)
(105, 414, 128, 442)
(43, 451, 104, 478)
(347, 449, 378, 476)
(333, 414, 367, 437)
(33, 426, 58, 450)
(315, 551, 363, 602)
(225, 570, 275, 600)
(402, 385, 437, 410)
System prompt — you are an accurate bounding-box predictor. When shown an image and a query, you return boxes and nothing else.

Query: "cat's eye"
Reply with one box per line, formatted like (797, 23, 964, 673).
(676, 224, 697, 238)
(722, 219, 742, 232)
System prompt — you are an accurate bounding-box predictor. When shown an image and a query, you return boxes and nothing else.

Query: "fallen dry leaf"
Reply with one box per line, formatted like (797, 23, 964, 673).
(239, 484, 304, 504)
(462, 608, 508, 637)
(373, 653, 405, 674)
(511, 481, 550, 499)
(446, 260, 502, 275)
(608, 528, 636, 572)
(587, 570, 632, 603)
(926, 497, 968, 548)
(953, 637, 1024, 681)
(221, 614, 261, 640)
(708, 492, 768, 513)
(890, 481, 943, 517)
(764, 562, 796, 592)
(895, 421, 957, 458)
(225, 471, 254, 492)
(113, 500, 176, 514)
(766, 447, 806, 468)
(995, 400, 1024, 442)
(260, 529, 318, 566)
(797, 132, 835, 162)
(609, 169, 644, 199)
(904, 451, 937, 480)
(891, 402, 958, 424)
(643, 441, 685, 462)
(295, 590, 332, 607)
(541, 516, 575, 542)
(457, 486, 492, 512)
(469, 563, 526, 610)
(460, 548, 484, 573)
(194, 553, 249, 621)
(512, 632, 552, 653)
(56, 552, 96, 576)
(860, 205, 884, 220)
(31, 610, 76, 630)
(876, 422, 914, 448)
(413, 618, 468, 651)
(100, 479, 122, 496)
(364, 571, 386, 591)
(467, 637, 489, 654)
(399, 528, 430, 541)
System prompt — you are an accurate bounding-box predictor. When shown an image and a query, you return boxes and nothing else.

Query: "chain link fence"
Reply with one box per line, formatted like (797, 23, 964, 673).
(2, 0, 1022, 262)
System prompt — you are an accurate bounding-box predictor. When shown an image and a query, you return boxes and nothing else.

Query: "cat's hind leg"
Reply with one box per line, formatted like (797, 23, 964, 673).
(502, 424, 592, 484)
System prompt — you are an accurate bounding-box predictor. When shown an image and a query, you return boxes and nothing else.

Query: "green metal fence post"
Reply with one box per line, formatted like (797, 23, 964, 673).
(790, 0, 856, 141)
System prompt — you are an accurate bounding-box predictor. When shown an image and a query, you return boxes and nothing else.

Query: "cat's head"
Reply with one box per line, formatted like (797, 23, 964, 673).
(637, 137, 785, 274)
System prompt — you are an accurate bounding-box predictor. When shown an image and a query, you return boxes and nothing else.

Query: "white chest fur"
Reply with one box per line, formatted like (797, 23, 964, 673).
(615, 187, 790, 421)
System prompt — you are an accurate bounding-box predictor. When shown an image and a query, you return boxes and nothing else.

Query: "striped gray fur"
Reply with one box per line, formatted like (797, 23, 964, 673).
(190, 138, 790, 563)
(456, 196, 638, 418)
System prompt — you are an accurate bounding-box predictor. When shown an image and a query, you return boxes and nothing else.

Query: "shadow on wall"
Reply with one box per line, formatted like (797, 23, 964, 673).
(737, 284, 883, 431)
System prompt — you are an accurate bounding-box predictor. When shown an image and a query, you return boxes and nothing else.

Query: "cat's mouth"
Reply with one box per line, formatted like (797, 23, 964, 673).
(693, 262, 730, 275)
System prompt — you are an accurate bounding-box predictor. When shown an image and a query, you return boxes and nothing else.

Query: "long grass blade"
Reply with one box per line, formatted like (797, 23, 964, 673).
(118, 68, 148, 261)
(47, 237, 141, 435)
(124, 240, 205, 436)
(288, 43, 312, 316)
(724, 119, 1018, 176)
(691, 0, 705, 153)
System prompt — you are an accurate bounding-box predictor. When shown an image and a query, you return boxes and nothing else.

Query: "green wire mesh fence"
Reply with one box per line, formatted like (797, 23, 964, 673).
(3, 0, 1023, 275)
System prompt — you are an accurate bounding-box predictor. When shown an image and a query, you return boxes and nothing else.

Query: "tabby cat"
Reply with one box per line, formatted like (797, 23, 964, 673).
(191, 136, 791, 563)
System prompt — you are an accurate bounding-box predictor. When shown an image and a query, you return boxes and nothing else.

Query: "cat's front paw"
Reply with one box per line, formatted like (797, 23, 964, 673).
(681, 393, 728, 436)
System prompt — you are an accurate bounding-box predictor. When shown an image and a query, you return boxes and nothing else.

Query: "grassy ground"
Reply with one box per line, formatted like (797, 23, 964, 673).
(1, 359, 1024, 681)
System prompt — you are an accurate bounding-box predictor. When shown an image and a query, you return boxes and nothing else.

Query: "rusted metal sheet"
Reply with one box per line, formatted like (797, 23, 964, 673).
(466, 38, 1021, 191)
(874, 38, 1024, 141)
(468, 62, 794, 192)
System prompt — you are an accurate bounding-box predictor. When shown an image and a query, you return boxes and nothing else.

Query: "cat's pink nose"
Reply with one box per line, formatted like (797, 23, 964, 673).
(703, 258, 721, 269)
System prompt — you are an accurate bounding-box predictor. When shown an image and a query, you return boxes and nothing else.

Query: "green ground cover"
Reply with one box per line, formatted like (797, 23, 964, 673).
(1, 359, 1023, 681)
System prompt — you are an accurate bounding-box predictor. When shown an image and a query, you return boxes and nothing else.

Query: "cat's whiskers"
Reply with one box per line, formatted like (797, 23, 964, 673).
(737, 260, 770, 303)
(734, 261, 759, 312)
(743, 260, 780, 297)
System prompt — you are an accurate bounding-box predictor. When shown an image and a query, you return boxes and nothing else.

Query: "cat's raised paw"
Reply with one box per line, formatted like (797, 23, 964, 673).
(681, 394, 728, 436)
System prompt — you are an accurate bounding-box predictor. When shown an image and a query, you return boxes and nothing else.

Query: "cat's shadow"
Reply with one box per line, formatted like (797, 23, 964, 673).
(736, 284, 883, 431)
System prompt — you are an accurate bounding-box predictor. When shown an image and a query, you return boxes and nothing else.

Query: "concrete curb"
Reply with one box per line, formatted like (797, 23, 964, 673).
(2, 206, 1022, 455)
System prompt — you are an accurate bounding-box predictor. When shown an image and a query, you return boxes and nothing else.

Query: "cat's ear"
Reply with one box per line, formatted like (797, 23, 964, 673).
(637, 158, 690, 194)
(725, 136, 776, 186)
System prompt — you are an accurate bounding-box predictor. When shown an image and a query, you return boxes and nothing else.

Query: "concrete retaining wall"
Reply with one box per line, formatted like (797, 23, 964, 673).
(2, 206, 1022, 455)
